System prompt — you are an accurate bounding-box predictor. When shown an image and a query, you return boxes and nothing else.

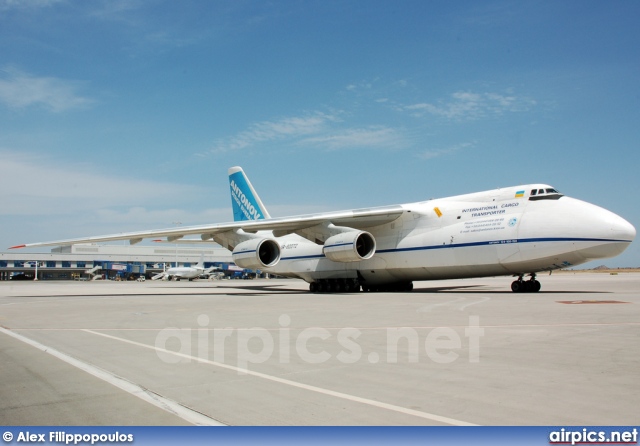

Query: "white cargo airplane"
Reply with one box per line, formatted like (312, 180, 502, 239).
(11, 167, 635, 293)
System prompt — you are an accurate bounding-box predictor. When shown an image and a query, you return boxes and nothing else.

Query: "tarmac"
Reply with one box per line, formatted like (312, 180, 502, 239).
(1, 273, 638, 426)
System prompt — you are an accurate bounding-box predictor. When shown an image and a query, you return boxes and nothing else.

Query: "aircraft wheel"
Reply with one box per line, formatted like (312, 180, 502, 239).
(532, 280, 541, 292)
(309, 282, 317, 293)
(512, 279, 541, 293)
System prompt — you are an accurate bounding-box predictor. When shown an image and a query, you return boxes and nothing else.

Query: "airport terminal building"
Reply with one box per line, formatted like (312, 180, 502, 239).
(0, 244, 235, 281)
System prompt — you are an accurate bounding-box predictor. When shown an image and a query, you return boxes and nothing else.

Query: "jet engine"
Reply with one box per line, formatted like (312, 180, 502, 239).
(323, 231, 376, 263)
(232, 238, 281, 269)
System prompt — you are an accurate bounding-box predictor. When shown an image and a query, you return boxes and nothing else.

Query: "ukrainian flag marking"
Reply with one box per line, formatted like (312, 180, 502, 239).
(515, 190, 525, 198)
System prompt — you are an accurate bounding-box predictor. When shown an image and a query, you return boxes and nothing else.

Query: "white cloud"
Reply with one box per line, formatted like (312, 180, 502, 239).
(0, 66, 94, 112)
(301, 126, 406, 151)
(0, 0, 64, 11)
(403, 91, 536, 120)
(87, 0, 143, 19)
(208, 111, 409, 153)
(143, 31, 198, 49)
(0, 150, 205, 216)
(209, 112, 340, 153)
(418, 142, 474, 160)
(345, 80, 375, 91)
(0, 150, 249, 246)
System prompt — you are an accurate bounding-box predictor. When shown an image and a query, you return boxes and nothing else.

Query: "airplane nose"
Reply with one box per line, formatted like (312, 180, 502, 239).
(611, 214, 636, 242)
(574, 200, 635, 260)
(592, 206, 635, 242)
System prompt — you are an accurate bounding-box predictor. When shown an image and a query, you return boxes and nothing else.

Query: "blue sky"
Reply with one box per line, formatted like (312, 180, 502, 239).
(1, 0, 638, 267)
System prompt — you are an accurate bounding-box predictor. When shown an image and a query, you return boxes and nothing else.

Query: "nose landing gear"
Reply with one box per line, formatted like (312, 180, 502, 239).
(511, 274, 541, 293)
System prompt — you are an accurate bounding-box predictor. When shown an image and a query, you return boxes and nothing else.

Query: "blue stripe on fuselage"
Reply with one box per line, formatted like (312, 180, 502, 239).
(278, 237, 632, 261)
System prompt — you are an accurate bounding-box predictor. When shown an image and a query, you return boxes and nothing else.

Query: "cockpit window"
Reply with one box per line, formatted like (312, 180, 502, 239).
(529, 187, 564, 201)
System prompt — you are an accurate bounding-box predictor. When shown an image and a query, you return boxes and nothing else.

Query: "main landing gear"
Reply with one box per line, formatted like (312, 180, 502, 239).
(511, 274, 541, 293)
(310, 279, 361, 293)
(309, 279, 414, 293)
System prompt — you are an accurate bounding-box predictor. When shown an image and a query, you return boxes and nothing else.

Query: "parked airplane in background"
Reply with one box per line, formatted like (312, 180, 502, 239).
(152, 257, 218, 281)
(11, 167, 635, 293)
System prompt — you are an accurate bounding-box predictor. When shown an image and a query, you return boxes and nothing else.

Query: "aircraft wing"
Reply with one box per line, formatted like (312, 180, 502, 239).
(10, 205, 404, 249)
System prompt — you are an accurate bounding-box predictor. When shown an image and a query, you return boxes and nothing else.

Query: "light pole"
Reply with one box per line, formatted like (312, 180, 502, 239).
(172, 221, 182, 267)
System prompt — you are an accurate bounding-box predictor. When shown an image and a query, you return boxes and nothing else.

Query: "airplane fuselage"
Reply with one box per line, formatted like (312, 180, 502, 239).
(164, 266, 204, 280)
(262, 184, 634, 287)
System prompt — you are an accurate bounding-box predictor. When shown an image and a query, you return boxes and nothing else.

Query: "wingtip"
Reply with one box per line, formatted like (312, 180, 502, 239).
(9, 244, 26, 250)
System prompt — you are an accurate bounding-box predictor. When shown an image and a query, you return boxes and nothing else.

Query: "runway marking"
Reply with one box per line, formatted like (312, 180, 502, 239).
(0, 327, 226, 426)
(82, 329, 477, 426)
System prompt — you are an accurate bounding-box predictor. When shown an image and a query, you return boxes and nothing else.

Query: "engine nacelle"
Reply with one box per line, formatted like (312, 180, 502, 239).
(323, 231, 376, 263)
(232, 238, 281, 269)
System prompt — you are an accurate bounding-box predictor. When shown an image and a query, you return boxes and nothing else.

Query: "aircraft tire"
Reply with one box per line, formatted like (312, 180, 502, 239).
(310, 279, 362, 293)
(532, 280, 541, 292)
(401, 282, 414, 292)
(511, 279, 541, 293)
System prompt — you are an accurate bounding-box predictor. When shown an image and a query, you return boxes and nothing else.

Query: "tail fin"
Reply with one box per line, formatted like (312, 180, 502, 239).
(228, 166, 271, 221)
